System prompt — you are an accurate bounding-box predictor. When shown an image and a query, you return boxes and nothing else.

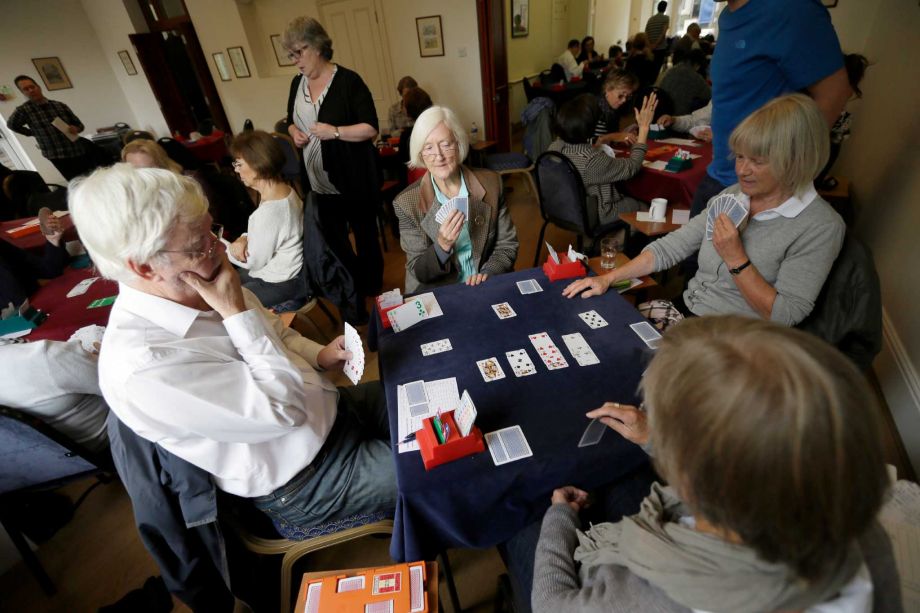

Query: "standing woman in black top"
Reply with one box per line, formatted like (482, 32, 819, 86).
(283, 16, 383, 297)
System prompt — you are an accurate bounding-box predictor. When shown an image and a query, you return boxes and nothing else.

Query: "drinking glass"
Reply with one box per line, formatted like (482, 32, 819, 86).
(600, 237, 619, 269)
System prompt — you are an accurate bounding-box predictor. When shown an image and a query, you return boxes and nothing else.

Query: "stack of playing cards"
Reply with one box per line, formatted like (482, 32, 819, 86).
(378, 288, 402, 308)
(342, 322, 365, 385)
(485, 425, 533, 466)
(434, 196, 470, 224)
(706, 193, 749, 241)
(516, 279, 543, 295)
(630, 321, 663, 349)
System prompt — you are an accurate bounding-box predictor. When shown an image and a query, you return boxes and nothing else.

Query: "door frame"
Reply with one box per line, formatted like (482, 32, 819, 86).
(477, 0, 511, 152)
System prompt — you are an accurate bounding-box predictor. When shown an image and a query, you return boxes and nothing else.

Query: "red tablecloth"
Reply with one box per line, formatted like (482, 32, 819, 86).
(1, 214, 77, 255)
(178, 131, 229, 164)
(622, 139, 713, 209)
(27, 267, 118, 342)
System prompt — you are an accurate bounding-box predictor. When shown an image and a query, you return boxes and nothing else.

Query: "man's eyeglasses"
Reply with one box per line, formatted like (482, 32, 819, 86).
(421, 140, 458, 159)
(159, 224, 224, 261)
(287, 46, 309, 62)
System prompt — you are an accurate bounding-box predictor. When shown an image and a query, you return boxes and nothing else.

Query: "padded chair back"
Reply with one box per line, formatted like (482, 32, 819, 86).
(522, 77, 537, 103)
(192, 168, 255, 240)
(549, 63, 566, 83)
(1, 171, 50, 220)
(271, 132, 302, 192)
(535, 151, 590, 235)
(157, 137, 202, 171)
(798, 234, 882, 371)
(407, 167, 427, 184)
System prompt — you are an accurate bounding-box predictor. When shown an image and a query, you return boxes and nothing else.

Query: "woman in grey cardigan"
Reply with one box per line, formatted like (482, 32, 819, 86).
(564, 94, 845, 327)
(532, 316, 900, 613)
(393, 106, 518, 294)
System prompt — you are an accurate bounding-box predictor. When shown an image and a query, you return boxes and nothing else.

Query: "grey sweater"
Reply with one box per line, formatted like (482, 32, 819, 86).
(532, 505, 903, 613)
(646, 185, 845, 326)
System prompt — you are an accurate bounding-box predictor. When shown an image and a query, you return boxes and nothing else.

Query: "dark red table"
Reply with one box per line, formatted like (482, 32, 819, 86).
(1, 215, 77, 255)
(621, 139, 713, 209)
(28, 267, 118, 342)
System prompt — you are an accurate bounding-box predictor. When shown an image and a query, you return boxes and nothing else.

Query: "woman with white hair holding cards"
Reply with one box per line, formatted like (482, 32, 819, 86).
(393, 106, 519, 294)
(564, 93, 845, 328)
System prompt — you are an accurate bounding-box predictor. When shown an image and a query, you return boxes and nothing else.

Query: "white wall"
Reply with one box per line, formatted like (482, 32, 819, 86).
(0, 0, 141, 183)
(80, 0, 169, 137)
(829, 0, 920, 472)
(594, 0, 631, 55)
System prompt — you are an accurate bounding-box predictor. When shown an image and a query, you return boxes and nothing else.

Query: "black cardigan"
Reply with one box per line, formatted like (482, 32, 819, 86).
(286, 65, 381, 198)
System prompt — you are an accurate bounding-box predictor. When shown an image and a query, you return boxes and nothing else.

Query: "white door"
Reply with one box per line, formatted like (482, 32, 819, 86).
(318, 0, 396, 129)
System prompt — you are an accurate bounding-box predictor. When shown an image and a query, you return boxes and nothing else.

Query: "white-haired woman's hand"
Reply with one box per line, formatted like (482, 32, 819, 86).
(436, 209, 464, 252)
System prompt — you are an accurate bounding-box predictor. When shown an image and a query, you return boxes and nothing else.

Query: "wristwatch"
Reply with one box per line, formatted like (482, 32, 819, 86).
(729, 260, 752, 275)
(333, 128, 340, 139)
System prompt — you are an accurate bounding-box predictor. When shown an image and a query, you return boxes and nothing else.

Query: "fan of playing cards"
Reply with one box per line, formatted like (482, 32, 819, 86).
(434, 196, 470, 224)
(706, 193, 749, 241)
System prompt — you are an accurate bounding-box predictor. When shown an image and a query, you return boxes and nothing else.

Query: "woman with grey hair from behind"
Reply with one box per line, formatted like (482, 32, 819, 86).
(564, 93, 846, 329)
(529, 315, 900, 613)
(282, 16, 383, 302)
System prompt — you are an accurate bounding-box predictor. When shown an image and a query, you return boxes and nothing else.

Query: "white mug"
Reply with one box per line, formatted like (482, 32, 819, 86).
(649, 198, 667, 221)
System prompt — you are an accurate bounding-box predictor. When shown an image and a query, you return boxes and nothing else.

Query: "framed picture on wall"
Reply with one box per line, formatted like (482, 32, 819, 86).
(212, 52, 232, 82)
(271, 34, 295, 67)
(117, 50, 138, 76)
(512, 0, 529, 38)
(227, 46, 251, 78)
(416, 15, 445, 58)
(31, 57, 72, 91)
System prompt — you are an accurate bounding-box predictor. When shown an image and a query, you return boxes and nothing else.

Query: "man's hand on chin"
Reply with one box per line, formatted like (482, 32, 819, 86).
(179, 257, 247, 319)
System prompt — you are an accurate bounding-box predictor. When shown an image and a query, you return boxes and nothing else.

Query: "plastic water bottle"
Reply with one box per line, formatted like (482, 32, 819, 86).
(470, 122, 479, 143)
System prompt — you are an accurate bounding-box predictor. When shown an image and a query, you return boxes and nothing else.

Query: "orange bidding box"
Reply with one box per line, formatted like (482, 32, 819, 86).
(543, 254, 586, 283)
(5, 223, 42, 239)
(296, 561, 431, 613)
(376, 295, 401, 330)
(417, 410, 485, 471)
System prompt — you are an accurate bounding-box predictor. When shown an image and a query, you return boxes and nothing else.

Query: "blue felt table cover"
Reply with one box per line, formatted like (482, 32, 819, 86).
(377, 267, 652, 562)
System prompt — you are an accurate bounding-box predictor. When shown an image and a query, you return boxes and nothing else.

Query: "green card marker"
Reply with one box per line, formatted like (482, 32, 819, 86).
(88, 296, 117, 309)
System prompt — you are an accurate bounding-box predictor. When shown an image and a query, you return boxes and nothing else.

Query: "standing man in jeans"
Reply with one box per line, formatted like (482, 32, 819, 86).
(644, 2, 670, 77)
(689, 0, 851, 219)
(8, 75, 107, 181)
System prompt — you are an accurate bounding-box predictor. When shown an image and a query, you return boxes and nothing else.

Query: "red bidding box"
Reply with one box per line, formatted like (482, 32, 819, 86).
(417, 410, 485, 471)
(543, 254, 586, 282)
(376, 295, 401, 329)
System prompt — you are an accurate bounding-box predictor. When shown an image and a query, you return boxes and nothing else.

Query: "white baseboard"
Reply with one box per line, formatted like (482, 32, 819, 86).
(876, 308, 920, 475)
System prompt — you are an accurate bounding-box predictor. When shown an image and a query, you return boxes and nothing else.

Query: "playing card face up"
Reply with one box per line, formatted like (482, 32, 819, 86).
(476, 357, 506, 382)
(516, 279, 543, 295)
(578, 310, 608, 329)
(561, 332, 600, 366)
(491, 302, 516, 319)
(343, 322, 365, 385)
(66, 277, 98, 298)
(485, 425, 533, 466)
(454, 390, 477, 437)
(578, 418, 607, 447)
(420, 338, 452, 356)
(505, 348, 537, 377)
(528, 332, 569, 370)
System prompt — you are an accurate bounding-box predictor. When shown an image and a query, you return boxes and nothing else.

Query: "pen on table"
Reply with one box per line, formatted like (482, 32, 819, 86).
(400, 432, 417, 444)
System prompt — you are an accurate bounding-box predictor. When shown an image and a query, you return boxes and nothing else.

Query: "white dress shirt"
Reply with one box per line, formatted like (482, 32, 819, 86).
(752, 184, 818, 221)
(98, 284, 338, 497)
(556, 50, 584, 80)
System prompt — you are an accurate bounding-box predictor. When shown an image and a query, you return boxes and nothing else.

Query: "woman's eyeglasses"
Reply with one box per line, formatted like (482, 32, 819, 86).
(287, 46, 309, 62)
(159, 224, 224, 261)
(421, 140, 458, 159)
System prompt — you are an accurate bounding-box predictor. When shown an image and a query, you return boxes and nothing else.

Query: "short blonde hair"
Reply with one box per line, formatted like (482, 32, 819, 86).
(69, 165, 208, 282)
(729, 93, 829, 193)
(121, 139, 182, 174)
(642, 316, 888, 581)
(407, 106, 469, 170)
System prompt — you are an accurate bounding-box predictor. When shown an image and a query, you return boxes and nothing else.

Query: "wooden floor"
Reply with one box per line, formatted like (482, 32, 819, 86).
(0, 172, 913, 613)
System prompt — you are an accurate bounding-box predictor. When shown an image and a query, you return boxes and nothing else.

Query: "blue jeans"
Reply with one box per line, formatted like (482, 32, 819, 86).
(237, 268, 306, 309)
(252, 383, 397, 529)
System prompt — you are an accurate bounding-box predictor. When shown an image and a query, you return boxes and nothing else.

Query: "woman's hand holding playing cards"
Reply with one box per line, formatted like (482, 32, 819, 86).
(587, 402, 649, 446)
(551, 486, 591, 512)
(711, 214, 747, 269)
(436, 208, 465, 252)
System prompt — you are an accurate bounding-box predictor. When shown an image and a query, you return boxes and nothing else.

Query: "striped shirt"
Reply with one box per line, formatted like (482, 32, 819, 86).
(645, 13, 670, 50)
(8, 99, 85, 159)
(292, 67, 339, 195)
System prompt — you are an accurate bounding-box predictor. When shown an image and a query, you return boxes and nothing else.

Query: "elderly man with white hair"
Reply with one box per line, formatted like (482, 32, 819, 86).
(69, 164, 396, 528)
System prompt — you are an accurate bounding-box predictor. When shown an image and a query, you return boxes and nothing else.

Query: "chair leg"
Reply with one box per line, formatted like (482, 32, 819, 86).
(532, 222, 549, 268)
(523, 170, 538, 199)
(316, 299, 338, 327)
(0, 513, 55, 595)
(439, 550, 463, 613)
